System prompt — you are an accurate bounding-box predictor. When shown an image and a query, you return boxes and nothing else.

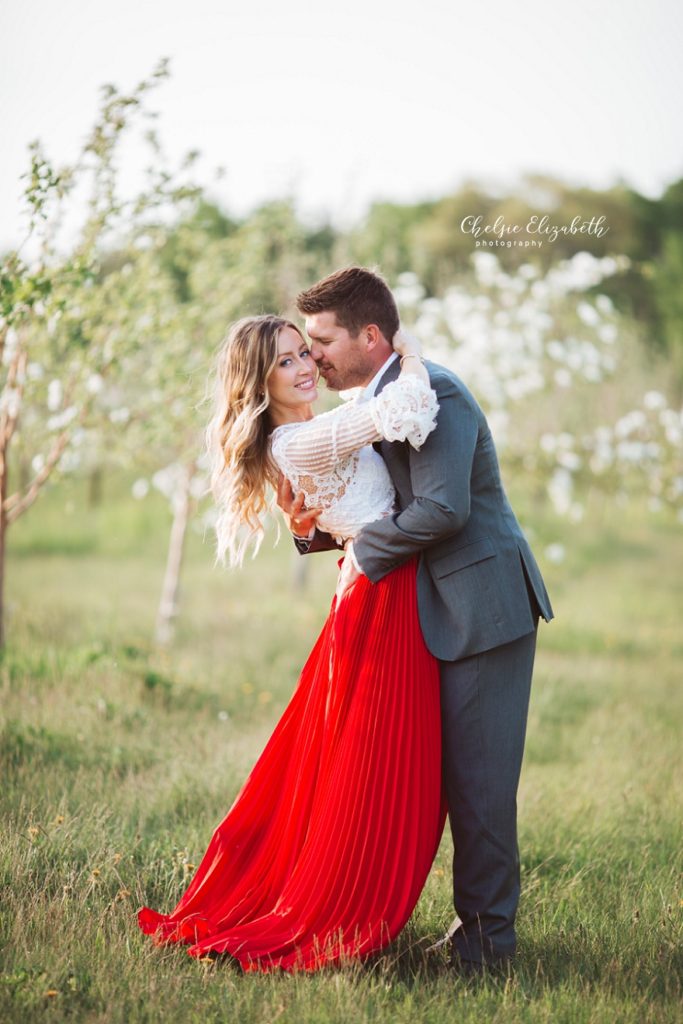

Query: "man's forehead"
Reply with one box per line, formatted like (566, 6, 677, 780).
(305, 310, 340, 336)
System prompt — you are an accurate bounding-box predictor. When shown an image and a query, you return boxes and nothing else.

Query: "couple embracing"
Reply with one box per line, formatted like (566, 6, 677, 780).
(138, 266, 554, 976)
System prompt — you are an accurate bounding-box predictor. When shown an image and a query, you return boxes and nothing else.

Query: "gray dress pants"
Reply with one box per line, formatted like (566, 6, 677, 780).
(439, 622, 538, 963)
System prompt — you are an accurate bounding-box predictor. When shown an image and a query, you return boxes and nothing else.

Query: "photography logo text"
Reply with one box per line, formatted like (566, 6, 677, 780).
(461, 214, 610, 248)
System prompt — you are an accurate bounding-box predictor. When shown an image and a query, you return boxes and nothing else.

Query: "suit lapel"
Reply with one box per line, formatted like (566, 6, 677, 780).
(374, 355, 402, 395)
(374, 360, 401, 452)
(371, 357, 402, 453)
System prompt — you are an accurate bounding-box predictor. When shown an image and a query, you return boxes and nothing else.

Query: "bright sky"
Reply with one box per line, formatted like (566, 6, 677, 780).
(1, 0, 682, 250)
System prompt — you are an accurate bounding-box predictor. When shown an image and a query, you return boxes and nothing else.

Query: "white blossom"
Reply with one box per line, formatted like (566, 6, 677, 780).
(557, 450, 582, 471)
(615, 410, 646, 437)
(47, 406, 78, 431)
(27, 361, 45, 380)
(109, 407, 130, 424)
(2, 328, 19, 366)
(544, 542, 566, 564)
(598, 323, 617, 344)
(189, 474, 209, 500)
(59, 449, 82, 471)
(47, 379, 63, 411)
(132, 478, 149, 499)
(0, 388, 21, 418)
(394, 272, 425, 308)
(547, 467, 573, 515)
(643, 391, 666, 411)
(577, 301, 600, 327)
(152, 464, 184, 500)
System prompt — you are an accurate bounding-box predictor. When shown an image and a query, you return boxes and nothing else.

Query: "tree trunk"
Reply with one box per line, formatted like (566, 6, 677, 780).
(155, 462, 195, 647)
(0, 451, 7, 651)
(0, 339, 27, 651)
(88, 466, 103, 507)
(290, 548, 309, 591)
(19, 456, 30, 492)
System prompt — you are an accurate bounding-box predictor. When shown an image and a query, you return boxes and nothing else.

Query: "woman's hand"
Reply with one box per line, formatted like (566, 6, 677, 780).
(393, 326, 428, 385)
(276, 473, 321, 537)
(393, 326, 422, 360)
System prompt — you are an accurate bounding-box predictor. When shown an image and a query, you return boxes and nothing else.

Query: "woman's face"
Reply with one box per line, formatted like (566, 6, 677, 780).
(266, 327, 318, 422)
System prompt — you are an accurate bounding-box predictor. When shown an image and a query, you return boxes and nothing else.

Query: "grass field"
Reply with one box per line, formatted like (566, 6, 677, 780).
(1, 476, 682, 1022)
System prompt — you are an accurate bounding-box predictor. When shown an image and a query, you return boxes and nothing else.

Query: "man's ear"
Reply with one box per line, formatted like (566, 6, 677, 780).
(364, 324, 383, 352)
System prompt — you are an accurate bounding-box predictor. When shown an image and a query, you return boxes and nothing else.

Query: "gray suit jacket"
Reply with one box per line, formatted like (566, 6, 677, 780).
(299, 358, 554, 662)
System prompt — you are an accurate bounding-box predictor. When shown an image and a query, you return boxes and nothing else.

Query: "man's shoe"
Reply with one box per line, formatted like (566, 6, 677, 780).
(448, 954, 484, 978)
(448, 950, 514, 980)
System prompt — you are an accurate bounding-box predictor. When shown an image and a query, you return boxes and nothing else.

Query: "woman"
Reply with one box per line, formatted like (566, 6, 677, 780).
(137, 315, 448, 972)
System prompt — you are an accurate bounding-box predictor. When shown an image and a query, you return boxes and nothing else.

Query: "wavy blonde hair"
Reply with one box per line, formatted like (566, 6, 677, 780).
(204, 314, 305, 567)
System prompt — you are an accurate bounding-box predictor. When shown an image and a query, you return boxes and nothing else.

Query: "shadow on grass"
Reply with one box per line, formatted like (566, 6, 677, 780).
(350, 927, 683, 1005)
(517, 931, 683, 1000)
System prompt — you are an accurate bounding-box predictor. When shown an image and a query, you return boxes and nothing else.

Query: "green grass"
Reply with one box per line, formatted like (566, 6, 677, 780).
(1, 476, 682, 1022)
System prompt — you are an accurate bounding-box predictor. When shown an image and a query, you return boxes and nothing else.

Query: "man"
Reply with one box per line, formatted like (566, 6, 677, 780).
(278, 266, 553, 974)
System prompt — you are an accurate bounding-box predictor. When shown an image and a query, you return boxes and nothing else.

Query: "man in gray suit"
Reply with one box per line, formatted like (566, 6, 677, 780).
(279, 266, 553, 974)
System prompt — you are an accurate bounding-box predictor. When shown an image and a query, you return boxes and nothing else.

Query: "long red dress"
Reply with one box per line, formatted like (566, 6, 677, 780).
(138, 557, 447, 972)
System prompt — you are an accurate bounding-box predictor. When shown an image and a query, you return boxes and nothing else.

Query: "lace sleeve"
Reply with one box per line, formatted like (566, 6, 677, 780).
(270, 402, 381, 479)
(367, 376, 439, 449)
(270, 375, 439, 479)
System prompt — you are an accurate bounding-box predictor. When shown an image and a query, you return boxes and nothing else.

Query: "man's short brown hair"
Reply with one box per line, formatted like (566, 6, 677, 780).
(296, 266, 400, 341)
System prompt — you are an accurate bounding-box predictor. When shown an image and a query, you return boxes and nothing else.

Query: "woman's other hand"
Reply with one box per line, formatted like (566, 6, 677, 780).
(393, 326, 422, 359)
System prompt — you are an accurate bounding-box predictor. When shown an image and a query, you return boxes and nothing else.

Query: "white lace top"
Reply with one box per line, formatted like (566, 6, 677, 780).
(269, 375, 439, 543)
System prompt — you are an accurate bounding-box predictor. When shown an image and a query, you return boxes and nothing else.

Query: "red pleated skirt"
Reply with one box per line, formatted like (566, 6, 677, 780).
(138, 557, 447, 972)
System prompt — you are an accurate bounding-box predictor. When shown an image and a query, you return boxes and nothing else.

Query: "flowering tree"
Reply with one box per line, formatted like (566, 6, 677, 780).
(0, 59, 203, 648)
(394, 252, 683, 556)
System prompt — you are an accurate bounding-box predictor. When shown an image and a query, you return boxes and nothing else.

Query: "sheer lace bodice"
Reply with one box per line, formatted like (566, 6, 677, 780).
(269, 375, 439, 543)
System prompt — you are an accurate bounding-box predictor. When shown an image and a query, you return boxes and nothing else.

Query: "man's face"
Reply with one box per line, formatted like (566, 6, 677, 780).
(304, 311, 376, 391)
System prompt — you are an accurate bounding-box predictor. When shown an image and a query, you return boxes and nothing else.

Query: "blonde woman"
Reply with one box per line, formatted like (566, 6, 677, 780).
(138, 313, 447, 971)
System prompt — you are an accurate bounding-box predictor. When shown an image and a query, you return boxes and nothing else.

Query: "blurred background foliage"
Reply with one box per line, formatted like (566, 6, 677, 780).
(0, 62, 681, 649)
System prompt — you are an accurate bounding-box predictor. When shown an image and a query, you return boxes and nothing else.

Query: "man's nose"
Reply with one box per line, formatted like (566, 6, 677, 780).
(309, 343, 323, 364)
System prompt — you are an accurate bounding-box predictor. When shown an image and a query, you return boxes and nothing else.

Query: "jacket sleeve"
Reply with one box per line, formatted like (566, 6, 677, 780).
(351, 374, 479, 582)
(293, 528, 344, 556)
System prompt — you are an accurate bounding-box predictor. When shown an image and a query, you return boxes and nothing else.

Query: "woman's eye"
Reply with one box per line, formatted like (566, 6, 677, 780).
(301, 350, 312, 358)
(280, 358, 291, 367)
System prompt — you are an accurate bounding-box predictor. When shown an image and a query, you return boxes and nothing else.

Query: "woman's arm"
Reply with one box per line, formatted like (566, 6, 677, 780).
(270, 329, 438, 480)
